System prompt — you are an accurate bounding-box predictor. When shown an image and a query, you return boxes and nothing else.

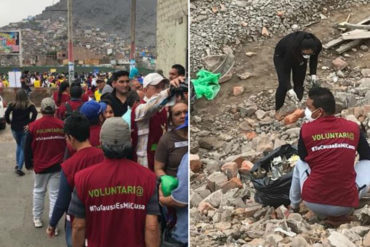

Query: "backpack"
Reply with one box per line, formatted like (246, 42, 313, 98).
(63, 101, 82, 120)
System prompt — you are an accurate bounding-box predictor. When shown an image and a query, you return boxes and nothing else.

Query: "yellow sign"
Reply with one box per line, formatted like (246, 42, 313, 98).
(50, 68, 57, 73)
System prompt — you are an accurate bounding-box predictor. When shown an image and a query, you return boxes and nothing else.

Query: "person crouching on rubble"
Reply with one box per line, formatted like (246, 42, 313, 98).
(289, 87, 370, 225)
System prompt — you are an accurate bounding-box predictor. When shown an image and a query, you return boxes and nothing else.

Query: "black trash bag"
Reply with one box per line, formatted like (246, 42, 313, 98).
(251, 144, 298, 208)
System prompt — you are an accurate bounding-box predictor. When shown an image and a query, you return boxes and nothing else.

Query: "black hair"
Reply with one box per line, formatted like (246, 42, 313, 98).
(58, 82, 70, 105)
(172, 64, 185, 76)
(112, 70, 129, 81)
(308, 87, 336, 115)
(101, 143, 133, 159)
(70, 85, 83, 98)
(301, 33, 316, 50)
(126, 90, 140, 107)
(101, 98, 113, 107)
(64, 112, 90, 142)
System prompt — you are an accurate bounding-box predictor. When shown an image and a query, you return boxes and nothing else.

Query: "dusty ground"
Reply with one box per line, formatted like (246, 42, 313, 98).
(192, 4, 370, 116)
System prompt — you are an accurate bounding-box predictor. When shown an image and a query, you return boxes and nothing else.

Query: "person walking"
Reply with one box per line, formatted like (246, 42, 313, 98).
(24, 97, 66, 228)
(274, 31, 322, 119)
(47, 112, 104, 246)
(68, 117, 160, 247)
(5, 89, 38, 176)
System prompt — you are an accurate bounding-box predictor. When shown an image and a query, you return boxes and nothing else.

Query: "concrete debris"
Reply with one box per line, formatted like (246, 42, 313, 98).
(190, 1, 370, 246)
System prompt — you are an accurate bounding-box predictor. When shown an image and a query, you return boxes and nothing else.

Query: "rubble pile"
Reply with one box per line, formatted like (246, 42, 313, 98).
(190, 0, 370, 74)
(191, 66, 370, 246)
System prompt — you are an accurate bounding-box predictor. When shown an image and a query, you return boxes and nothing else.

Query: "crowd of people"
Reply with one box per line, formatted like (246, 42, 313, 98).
(4, 64, 189, 246)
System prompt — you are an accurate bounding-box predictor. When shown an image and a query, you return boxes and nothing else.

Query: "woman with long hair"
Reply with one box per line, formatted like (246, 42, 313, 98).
(5, 89, 38, 176)
(53, 81, 70, 107)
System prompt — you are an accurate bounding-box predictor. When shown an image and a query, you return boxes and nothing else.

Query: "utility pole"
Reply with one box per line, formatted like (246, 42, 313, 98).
(67, 0, 74, 84)
(130, 0, 136, 60)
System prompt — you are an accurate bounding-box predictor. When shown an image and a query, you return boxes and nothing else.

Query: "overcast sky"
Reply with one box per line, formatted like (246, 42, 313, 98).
(0, 0, 56, 27)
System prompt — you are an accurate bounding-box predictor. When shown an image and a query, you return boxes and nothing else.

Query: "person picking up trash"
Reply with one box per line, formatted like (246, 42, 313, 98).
(289, 87, 370, 226)
(274, 31, 322, 120)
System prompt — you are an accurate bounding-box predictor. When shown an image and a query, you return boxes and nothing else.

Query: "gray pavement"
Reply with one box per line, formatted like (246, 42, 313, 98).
(0, 125, 65, 247)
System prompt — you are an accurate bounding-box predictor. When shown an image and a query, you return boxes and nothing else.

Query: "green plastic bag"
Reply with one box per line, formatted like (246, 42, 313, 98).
(191, 69, 221, 100)
(160, 175, 179, 196)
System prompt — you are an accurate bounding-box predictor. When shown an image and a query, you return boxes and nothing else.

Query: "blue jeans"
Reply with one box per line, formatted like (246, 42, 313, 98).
(290, 159, 370, 217)
(65, 219, 72, 247)
(11, 130, 26, 170)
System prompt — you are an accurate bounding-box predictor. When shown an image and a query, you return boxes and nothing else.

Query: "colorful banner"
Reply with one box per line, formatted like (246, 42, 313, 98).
(0, 31, 20, 54)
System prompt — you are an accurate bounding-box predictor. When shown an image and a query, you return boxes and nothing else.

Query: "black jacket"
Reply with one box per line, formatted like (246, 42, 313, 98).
(5, 103, 38, 131)
(274, 31, 322, 75)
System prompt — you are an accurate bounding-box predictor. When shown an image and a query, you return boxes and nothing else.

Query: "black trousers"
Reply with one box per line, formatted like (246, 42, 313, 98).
(274, 55, 307, 111)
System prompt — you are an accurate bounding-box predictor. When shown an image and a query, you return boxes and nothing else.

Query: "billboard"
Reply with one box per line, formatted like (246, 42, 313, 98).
(0, 31, 20, 54)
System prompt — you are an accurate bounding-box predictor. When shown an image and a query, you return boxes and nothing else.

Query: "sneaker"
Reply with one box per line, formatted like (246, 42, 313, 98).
(33, 218, 43, 228)
(16, 169, 25, 176)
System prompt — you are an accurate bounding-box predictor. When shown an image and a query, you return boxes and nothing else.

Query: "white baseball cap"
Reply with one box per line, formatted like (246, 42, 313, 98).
(143, 73, 167, 88)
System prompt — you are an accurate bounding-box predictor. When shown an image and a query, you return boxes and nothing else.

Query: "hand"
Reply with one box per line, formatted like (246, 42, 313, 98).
(46, 225, 55, 238)
(311, 74, 317, 83)
(169, 76, 185, 88)
(24, 125, 29, 132)
(287, 89, 299, 103)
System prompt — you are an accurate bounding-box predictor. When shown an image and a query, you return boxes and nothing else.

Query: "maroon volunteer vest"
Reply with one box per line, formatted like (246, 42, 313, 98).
(131, 99, 167, 170)
(29, 116, 66, 173)
(62, 146, 104, 188)
(74, 158, 157, 247)
(301, 116, 360, 207)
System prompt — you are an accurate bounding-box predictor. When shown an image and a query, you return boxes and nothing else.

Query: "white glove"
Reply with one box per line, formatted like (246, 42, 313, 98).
(311, 74, 317, 83)
(287, 89, 299, 103)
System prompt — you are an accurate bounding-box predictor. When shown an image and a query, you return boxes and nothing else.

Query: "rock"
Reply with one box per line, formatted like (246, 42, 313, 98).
(345, 114, 361, 126)
(275, 205, 288, 219)
(221, 162, 239, 178)
(201, 190, 223, 208)
(207, 172, 228, 191)
(220, 207, 233, 221)
(237, 71, 253, 80)
(193, 115, 202, 123)
(255, 133, 274, 153)
(261, 27, 269, 36)
(264, 234, 283, 245)
(328, 232, 356, 247)
(255, 109, 266, 120)
(244, 204, 263, 217)
(199, 136, 221, 150)
(190, 154, 202, 173)
(360, 45, 369, 51)
(245, 52, 256, 57)
(291, 235, 309, 247)
(332, 57, 348, 70)
(363, 231, 370, 247)
(285, 127, 300, 139)
(215, 221, 232, 231)
(198, 201, 215, 213)
(247, 238, 265, 246)
(194, 185, 211, 199)
(203, 159, 220, 174)
(239, 160, 254, 174)
(221, 177, 243, 193)
(190, 192, 203, 208)
(233, 86, 244, 96)
(362, 69, 370, 78)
